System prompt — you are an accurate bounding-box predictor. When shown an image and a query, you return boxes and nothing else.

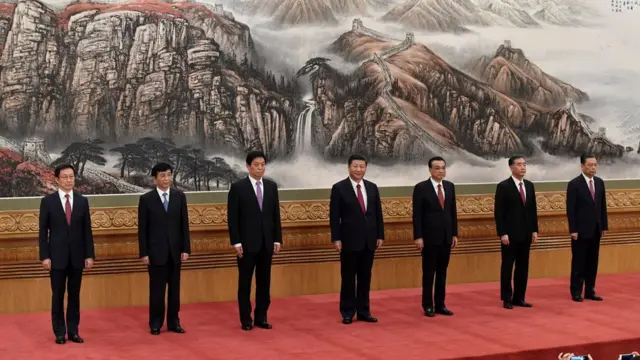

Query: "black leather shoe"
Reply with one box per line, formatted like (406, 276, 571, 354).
(168, 326, 185, 333)
(55, 336, 66, 344)
(342, 317, 352, 324)
(572, 296, 584, 302)
(241, 323, 253, 331)
(68, 334, 84, 343)
(503, 301, 513, 309)
(435, 307, 454, 316)
(513, 301, 533, 308)
(585, 294, 603, 301)
(424, 307, 435, 317)
(150, 328, 161, 335)
(357, 314, 378, 323)
(255, 322, 272, 329)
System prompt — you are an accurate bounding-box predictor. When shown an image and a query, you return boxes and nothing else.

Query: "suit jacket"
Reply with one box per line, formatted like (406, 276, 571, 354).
(138, 188, 191, 266)
(412, 178, 458, 245)
(227, 177, 282, 253)
(494, 178, 539, 243)
(329, 178, 385, 252)
(38, 191, 95, 270)
(566, 175, 608, 238)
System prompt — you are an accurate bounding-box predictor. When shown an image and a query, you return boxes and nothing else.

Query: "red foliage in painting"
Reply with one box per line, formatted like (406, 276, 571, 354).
(58, 0, 214, 29)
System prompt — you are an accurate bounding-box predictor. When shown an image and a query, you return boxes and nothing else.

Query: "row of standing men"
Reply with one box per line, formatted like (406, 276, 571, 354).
(37, 151, 608, 344)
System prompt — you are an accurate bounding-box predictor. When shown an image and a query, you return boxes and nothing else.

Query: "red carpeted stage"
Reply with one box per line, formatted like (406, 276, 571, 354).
(1, 273, 639, 360)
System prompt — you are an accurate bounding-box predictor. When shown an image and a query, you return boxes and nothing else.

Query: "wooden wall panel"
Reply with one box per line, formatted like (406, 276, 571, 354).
(2, 190, 640, 313)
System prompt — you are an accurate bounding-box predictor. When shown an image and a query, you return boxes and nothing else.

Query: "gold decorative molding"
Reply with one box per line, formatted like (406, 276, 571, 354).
(1, 190, 640, 239)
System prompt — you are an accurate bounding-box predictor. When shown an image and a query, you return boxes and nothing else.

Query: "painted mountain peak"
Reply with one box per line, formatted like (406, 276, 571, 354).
(0, 0, 301, 197)
(297, 21, 624, 164)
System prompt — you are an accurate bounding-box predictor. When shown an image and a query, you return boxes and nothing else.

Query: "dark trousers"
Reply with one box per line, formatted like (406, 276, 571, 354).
(500, 240, 531, 302)
(50, 261, 83, 337)
(422, 243, 452, 309)
(570, 230, 601, 297)
(237, 246, 273, 325)
(339, 248, 375, 319)
(148, 256, 181, 329)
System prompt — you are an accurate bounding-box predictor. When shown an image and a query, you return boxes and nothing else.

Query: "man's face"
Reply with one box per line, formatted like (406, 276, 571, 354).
(154, 170, 172, 190)
(510, 158, 526, 178)
(56, 168, 75, 192)
(348, 160, 367, 181)
(246, 157, 266, 179)
(581, 157, 597, 177)
(429, 160, 446, 181)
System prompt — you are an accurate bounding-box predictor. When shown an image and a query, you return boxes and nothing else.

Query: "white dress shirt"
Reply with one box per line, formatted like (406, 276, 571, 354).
(234, 176, 280, 247)
(430, 178, 444, 200)
(511, 176, 526, 200)
(349, 177, 367, 210)
(58, 189, 73, 211)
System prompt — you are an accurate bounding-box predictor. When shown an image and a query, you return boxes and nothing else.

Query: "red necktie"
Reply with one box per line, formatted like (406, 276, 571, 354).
(589, 180, 595, 200)
(65, 194, 72, 225)
(437, 184, 444, 209)
(519, 182, 526, 204)
(356, 184, 366, 214)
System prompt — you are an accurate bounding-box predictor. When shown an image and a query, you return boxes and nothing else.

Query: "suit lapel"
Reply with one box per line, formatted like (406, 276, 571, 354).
(52, 193, 69, 228)
(509, 178, 526, 207)
(168, 188, 179, 215)
(426, 178, 443, 211)
(363, 180, 374, 214)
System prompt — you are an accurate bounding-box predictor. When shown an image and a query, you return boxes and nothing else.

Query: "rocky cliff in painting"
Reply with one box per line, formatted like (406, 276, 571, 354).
(466, 42, 589, 108)
(297, 25, 624, 161)
(0, 0, 298, 160)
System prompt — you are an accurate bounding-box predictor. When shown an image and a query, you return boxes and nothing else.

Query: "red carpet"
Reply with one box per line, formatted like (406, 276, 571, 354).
(2, 273, 639, 360)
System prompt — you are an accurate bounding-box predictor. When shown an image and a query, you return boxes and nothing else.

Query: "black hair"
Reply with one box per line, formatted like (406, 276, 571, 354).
(151, 162, 173, 177)
(246, 150, 266, 165)
(428, 156, 446, 168)
(54, 164, 75, 177)
(348, 153, 368, 166)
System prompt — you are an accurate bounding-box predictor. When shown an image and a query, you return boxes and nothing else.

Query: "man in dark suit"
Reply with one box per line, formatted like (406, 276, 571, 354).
(566, 153, 608, 302)
(227, 150, 282, 331)
(38, 163, 95, 344)
(494, 155, 539, 309)
(329, 154, 384, 325)
(138, 162, 191, 335)
(412, 156, 458, 317)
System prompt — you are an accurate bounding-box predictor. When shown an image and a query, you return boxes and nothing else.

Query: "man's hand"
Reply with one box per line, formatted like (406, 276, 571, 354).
(84, 258, 94, 270)
(376, 239, 383, 249)
(452, 236, 458, 248)
(415, 238, 424, 250)
(234, 245, 243, 258)
(181, 253, 189, 261)
(274, 243, 281, 254)
(532, 232, 538, 244)
(141, 256, 150, 265)
(602, 230, 607, 237)
(500, 235, 509, 246)
(570, 233, 578, 240)
(333, 241, 342, 252)
(42, 259, 51, 271)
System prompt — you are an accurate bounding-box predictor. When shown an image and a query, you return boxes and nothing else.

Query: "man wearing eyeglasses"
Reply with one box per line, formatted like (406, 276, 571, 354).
(38, 164, 95, 345)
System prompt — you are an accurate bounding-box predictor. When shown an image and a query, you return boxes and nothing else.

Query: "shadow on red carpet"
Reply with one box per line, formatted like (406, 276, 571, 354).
(1, 273, 639, 360)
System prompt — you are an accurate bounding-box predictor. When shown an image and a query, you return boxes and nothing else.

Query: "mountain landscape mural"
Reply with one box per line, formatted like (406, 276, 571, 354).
(0, 0, 638, 197)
